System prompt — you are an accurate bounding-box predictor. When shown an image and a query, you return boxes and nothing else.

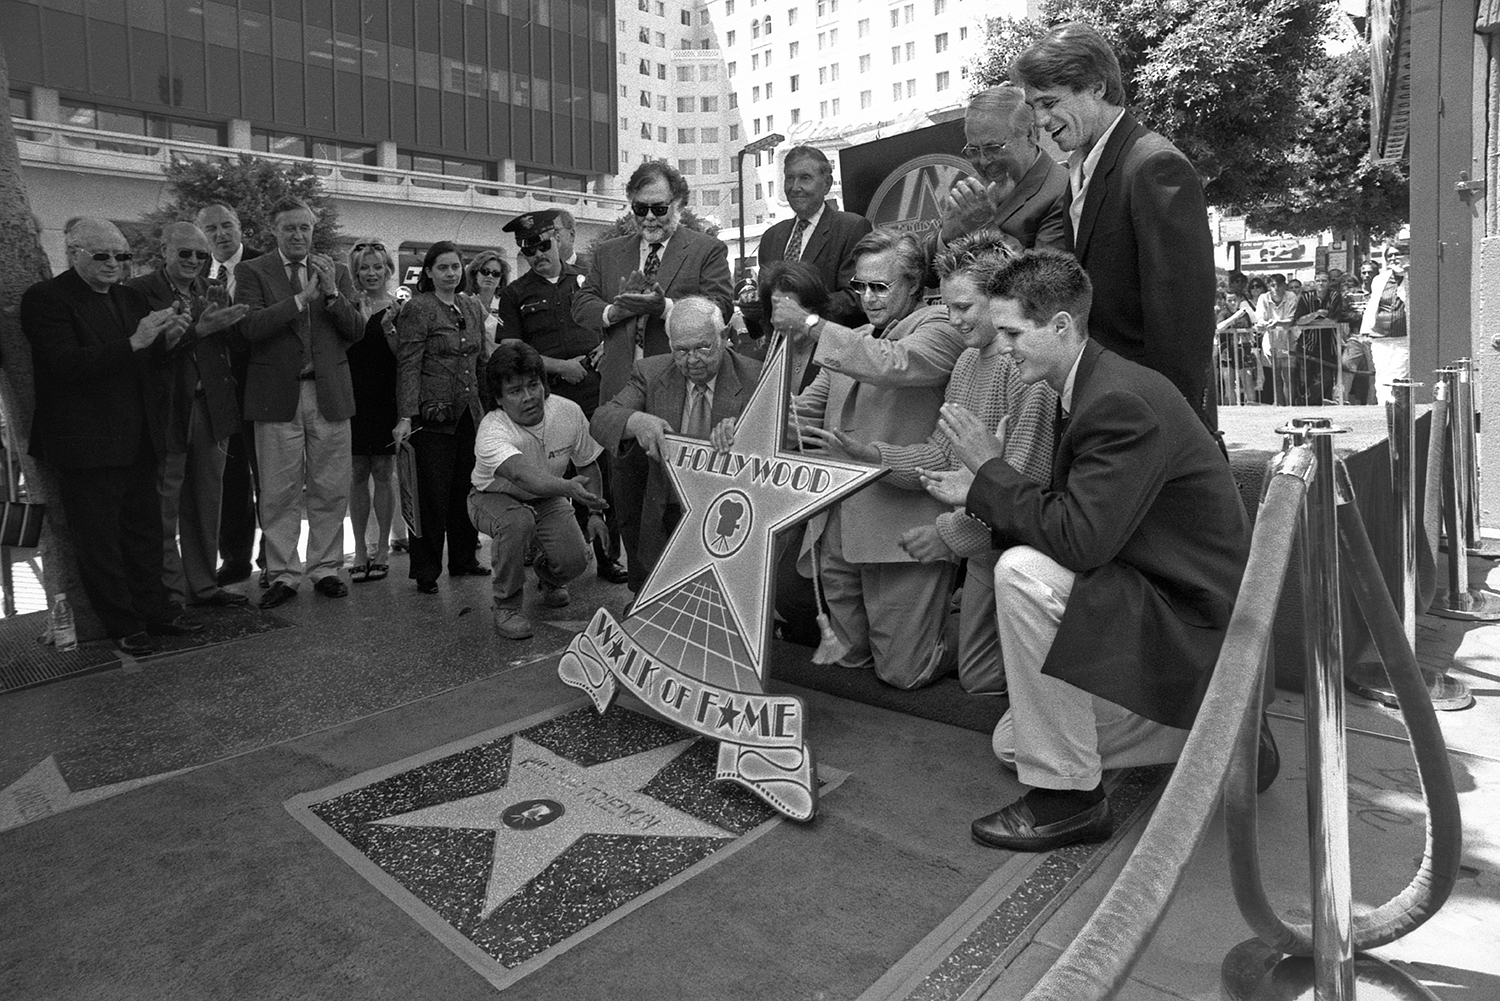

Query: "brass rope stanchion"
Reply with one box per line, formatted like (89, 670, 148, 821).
(1222, 418, 1459, 1001)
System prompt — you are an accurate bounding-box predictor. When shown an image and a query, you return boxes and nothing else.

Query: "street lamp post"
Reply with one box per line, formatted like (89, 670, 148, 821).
(735, 132, 784, 279)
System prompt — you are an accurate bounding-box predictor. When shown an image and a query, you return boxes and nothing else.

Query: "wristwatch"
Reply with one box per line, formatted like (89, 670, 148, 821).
(804, 313, 824, 334)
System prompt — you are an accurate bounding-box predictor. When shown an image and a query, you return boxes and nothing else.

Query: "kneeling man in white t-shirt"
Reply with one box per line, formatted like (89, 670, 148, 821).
(469, 340, 609, 639)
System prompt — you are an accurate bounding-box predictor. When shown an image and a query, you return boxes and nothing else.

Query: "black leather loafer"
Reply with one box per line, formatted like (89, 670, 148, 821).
(260, 581, 297, 609)
(313, 576, 349, 598)
(189, 589, 249, 608)
(416, 580, 439, 595)
(146, 614, 207, 636)
(596, 560, 629, 584)
(115, 631, 158, 656)
(971, 796, 1114, 852)
(1257, 714, 1280, 794)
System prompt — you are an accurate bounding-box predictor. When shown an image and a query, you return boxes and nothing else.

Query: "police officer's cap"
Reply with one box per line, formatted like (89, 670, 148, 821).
(503, 209, 562, 246)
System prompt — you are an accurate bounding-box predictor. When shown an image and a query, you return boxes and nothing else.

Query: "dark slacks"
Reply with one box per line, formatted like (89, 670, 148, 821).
(571, 455, 620, 566)
(58, 456, 172, 638)
(610, 447, 650, 592)
(217, 419, 262, 570)
(408, 410, 481, 584)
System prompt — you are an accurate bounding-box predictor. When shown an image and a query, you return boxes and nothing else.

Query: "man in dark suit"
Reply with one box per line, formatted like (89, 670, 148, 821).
(573, 161, 734, 588)
(127, 222, 250, 609)
(591, 297, 761, 593)
(1291, 268, 1352, 405)
(1015, 21, 1218, 430)
(920, 251, 1254, 852)
(21, 218, 203, 655)
(235, 197, 363, 609)
(934, 85, 1070, 253)
(198, 202, 266, 587)
(756, 145, 873, 327)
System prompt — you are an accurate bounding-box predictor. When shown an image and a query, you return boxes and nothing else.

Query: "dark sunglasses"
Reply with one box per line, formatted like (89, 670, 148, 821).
(518, 239, 553, 257)
(477, 267, 506, 278)
(631, 202, 671, 217)
(88, 251, 133, 262)
(351, 241, 386, 253)
(175, 249, 212, 261)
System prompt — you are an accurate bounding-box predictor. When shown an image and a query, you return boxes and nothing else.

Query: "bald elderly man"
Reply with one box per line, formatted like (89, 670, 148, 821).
(21, 218, 204, 655)
(128, 222, 251, 609)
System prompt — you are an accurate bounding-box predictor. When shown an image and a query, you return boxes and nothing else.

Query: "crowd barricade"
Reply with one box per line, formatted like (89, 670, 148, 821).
(1215, 322, 1376, 407)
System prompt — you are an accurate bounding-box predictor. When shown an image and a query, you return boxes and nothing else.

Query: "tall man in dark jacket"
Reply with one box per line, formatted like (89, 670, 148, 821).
(1014, 22, 1218, 430)
(128, 222, 250, 609)
(21, 218, 201, 655)
(920, 252, 1252, 852)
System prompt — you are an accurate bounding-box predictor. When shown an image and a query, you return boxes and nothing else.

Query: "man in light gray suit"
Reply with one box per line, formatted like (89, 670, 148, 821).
(234, 197, 363, 609)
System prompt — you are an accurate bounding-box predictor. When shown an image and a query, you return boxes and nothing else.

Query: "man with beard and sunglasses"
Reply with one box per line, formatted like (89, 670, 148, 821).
(573, 162, 733, 595)
(127, 222, 251, 611)
(493, 209, 627, 584)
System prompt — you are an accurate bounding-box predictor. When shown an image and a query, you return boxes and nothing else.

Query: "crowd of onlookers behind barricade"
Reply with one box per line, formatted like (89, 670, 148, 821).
(20, 21, 1338, 851)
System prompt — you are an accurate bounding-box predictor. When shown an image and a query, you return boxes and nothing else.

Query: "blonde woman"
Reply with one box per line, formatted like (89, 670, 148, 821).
(345, 239, 400, 581)
(466, 249, 509, 357)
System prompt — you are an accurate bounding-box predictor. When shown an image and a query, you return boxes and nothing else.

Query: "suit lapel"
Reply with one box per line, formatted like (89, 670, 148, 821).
(799, 212, 833, 265)
(658, 365, 687, 430)
(1053, 341, 1104, 486)
(996, 154, 1049, 229)
(710, 358, 745, 425)
(1075, 111, 1139, 259)
(654, 233, 690, 291)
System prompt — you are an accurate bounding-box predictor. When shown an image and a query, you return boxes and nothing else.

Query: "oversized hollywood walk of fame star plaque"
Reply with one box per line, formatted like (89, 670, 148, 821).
(559, 343, 884, 820)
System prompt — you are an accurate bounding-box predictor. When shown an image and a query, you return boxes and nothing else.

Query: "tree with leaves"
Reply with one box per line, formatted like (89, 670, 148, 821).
(1243, 44, 1408, 255)
(582, 205, 720, 263)
(972, 0, 1328, 209)
(133, 153, 342, 266)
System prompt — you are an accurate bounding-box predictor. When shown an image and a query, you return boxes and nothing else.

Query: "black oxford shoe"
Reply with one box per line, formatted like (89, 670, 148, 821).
(596, 560, 629, 584)
(313, 576, 349, 598)
(971, 796, 1114, 853)
(260, 581, 297, 609)
(115, 631, 158, 656)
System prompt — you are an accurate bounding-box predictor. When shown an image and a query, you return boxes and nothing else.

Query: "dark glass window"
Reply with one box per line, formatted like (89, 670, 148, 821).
(203, 1, 237, 45)
(129, 28, 168, 104)
(84, 0, 126, 22)
(305, 64, 334, 130)
(305, 0, 331, 28)
(87, 21, 131, 98)
(165, 0, 203, 39)
(273, 57, 305, 126)
(240, 10, 270, 53)
(251, 129, 308, 156)
(272, 16, 300, 59)
(10, 91, 31, 120)
(168, 35, 207, 109)
(335, 71, 362, 131)
(242, 52, 274, 119)
(126, 0, 165, 32)
(42, 10, 89, 90)
(389, 45, 415, 85)
(207, 45, 241, 115)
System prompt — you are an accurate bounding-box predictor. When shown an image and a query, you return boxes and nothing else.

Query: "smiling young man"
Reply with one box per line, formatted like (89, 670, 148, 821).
(755, 145, 873, 327)
(468, 341, 609, 640)
(1014, 22, 1218, 431)
(918, 250, 1261, 851)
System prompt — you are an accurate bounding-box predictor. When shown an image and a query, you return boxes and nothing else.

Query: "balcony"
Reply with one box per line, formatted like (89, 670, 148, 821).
(11, 119, 628, 223)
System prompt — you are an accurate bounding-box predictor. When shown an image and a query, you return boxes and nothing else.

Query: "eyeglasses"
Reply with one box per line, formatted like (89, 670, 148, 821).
(477, 267, 506, 278)
(849, 279, 896, 297)
(85, 251, 133, 262)
(961, 141, 1013, 160)
(518, 239, 553, 257)
(351, 241, 386, 253)
(631, 202, 671, 217)
(670, 343, 717, 359)
(175, 249, 212, 261)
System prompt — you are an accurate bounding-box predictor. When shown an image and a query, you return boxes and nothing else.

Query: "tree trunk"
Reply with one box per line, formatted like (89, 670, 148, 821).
(0, 44, 102, 639)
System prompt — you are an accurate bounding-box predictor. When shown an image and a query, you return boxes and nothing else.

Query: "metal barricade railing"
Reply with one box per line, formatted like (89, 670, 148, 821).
(1214, 323, 1366, 407)
(1018, 418, 1463, 1001)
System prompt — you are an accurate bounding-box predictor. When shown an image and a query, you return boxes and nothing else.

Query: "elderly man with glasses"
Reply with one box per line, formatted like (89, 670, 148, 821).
(21, 217, 205, 655)
(127, 222, 251, 611)
(573, 162, 733, 595)
(936, 85, 1070, 253)
(493, 208, 628, 585)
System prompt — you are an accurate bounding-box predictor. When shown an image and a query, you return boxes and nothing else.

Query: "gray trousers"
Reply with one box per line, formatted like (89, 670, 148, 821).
(467, 491, 589, 610)
(255, 381, 351, 588)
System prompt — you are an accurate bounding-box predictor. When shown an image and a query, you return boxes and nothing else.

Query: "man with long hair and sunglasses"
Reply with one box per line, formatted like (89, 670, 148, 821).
(573, 161, 733, 595)
(494, 209, 628, 585)
(21, 218, 205, 654)
(127, 222, 252, 612)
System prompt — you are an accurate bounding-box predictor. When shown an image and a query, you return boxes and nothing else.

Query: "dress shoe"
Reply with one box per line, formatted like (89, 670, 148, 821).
(259, 569, 271, 589)
(971, 795, 1114, 852)
(596, 560, 629, 584)
(260, 581, 298, 609)
(115, 631, 158, 656)
(416, 580, 439, 595)
(216, 562, 251, 586)
(539, 582, 571, 608)
(493, 608, 534, 640)
(1257, 714, 1280, 794)
(313, 576, 349, 598)
(189, 589, 249, 608)
(450, 564, 492, 577)
(146, 614, 207, 637)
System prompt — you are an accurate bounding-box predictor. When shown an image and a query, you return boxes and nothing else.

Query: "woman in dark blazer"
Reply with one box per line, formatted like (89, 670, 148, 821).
(393, 241, 489, 593)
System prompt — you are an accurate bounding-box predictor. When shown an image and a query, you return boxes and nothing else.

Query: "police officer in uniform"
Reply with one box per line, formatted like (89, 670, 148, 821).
(494, 209, 628, 584)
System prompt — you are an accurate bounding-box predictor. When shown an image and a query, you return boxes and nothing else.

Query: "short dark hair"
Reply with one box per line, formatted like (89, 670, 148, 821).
(1012, 22, 1126, 106)
(984, 249, 1092, 329)
(269, 196, 315, 224)
(932, 228, 1018, 284)
(783, 145, 833, 180)
(417, 240, 468, 294)
(626, 160, 690, 203)
(484, 340, 547, 410)
(758, 261, 831, 321)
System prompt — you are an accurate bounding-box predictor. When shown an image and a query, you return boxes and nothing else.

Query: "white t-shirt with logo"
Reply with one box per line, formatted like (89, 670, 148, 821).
(472, 395, 603, 496)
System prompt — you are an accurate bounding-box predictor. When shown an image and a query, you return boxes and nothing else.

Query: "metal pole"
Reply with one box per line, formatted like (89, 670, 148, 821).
(1451, 359, 1481, 548)
(1390, 379, 1419, 648)
(736, 150, 747, 278)
(1444, 368, 1470, 598)
(1292, 418, 1355, 1001)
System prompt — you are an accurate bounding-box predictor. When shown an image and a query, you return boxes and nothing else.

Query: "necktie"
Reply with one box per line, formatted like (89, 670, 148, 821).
(644, 242, 662, 283)
(287, 260, 304, 293)
(1054, 399, 1070, 451)
(785, 217, 807, 262)
(684, 384, 710, 439)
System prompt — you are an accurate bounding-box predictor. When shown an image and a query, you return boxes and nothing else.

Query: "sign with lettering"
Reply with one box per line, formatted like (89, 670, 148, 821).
(559, 345, 885, 820)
